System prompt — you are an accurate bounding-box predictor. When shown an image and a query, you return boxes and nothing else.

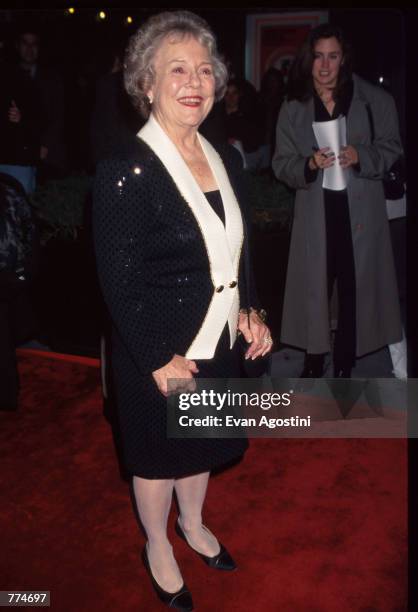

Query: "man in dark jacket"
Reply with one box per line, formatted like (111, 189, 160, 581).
(0, 56, 42, 193)
(0, 26, 67, 191)
(15, 28, 67, 176)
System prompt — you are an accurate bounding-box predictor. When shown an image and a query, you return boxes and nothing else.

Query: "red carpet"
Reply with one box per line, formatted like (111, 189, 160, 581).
(0, 351, 407, 611)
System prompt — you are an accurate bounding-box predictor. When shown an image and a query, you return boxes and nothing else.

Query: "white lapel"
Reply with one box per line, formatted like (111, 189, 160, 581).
(137, 115, 243, 286)
(137, 114, 244, 358)
(197, 132, 243, 271)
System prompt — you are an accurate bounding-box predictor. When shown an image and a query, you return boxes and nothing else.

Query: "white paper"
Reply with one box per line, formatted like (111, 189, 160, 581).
(389, 328, 407, 380)
(386, 193, 406, 220)
(312, 116, 348, 191)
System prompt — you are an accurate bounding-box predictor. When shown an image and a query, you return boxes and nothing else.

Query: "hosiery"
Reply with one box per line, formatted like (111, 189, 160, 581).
(132, 476, 183, 592)
(174, 471, 220, 557)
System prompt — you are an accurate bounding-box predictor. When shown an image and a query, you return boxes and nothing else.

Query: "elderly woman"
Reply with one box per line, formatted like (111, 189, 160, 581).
(273, 23, 402, 378)
(93, 10, 272, 611)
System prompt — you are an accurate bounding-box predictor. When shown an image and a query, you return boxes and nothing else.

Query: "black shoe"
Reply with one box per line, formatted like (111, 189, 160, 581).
(300, 366, 317, 378)
(333, 368, 352, 378)
(141, 546, 194, 611)
(175, 520, 237, 571)
(300, 353, 325, 378)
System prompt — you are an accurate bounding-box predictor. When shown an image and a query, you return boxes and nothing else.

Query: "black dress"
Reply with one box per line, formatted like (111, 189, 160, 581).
(93, 142, 250, 479)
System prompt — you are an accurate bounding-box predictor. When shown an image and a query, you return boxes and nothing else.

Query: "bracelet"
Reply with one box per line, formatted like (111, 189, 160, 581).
(239, 307, 267, 322)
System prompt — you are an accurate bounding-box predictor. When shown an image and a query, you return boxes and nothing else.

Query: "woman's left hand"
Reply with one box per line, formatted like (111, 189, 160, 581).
(338, 145, 359, 168)
(238, 310, 273, 360)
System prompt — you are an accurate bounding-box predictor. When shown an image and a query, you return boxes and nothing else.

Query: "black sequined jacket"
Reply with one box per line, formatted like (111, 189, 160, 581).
(93, 136, 258, 375)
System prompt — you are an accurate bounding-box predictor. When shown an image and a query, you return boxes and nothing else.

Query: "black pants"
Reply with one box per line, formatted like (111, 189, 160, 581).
(324, 189, 356, 371)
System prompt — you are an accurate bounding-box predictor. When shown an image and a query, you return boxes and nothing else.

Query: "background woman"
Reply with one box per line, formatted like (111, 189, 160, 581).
(93, 11, 271, 611)
(273, 23, 402, 378)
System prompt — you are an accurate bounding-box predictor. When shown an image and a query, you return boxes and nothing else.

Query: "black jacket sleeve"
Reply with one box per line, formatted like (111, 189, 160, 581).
(93, 158, 175, 374)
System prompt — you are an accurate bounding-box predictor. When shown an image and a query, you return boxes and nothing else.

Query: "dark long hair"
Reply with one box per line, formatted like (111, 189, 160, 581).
(287, 23, 353, 102)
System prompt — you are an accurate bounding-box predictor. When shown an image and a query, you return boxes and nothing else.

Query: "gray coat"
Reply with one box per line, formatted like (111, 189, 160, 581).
(272, 74, 402, 356)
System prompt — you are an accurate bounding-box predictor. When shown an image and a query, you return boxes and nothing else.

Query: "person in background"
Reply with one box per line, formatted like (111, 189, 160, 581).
(273, 23, 402, 378)
(258, 67, 285, 169)
(90, 40, 145, 165)
(0, 50, 42, 194)
(15, 26, 67, 179)
(223, 78, 263, 169)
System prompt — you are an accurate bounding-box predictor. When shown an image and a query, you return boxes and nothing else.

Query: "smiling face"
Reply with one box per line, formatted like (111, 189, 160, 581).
(148, 34, 215, 132)
(311, 36, 344, 91)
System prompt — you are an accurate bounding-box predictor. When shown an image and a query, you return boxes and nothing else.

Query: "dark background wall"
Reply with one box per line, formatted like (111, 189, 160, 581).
(329, 8, 405, 142)
(0, 7, 406, 97)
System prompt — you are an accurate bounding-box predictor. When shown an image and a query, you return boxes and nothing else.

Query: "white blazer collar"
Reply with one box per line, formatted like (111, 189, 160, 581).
(137, 114, 244, 358)
(137, 114, 243, 287)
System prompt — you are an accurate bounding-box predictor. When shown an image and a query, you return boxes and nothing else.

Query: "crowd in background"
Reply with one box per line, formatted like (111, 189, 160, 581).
(0, 23, 289, 192)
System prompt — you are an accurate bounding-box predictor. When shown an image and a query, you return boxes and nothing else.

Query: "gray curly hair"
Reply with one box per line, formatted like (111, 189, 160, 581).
(124, 10, 228, 118)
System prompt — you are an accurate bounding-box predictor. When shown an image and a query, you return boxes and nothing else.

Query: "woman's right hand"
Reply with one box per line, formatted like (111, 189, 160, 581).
(309, 147, 335, 170)
(152, 354, 199, 397)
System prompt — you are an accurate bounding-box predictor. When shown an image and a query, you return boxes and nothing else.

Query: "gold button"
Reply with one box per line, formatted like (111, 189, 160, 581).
(229, 280, 237, 288)
(215, 285, 224, 293)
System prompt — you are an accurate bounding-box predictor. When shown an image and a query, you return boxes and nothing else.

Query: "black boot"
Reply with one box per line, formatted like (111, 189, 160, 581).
(333, 367, 352, 378)
(300, 353, 325, 378)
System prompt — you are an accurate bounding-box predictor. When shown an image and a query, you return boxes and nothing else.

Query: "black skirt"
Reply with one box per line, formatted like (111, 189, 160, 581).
(112, 325, 248, 479)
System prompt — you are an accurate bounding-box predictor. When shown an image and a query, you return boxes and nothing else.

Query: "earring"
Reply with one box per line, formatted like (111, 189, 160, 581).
(148, 95, 153, 105)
